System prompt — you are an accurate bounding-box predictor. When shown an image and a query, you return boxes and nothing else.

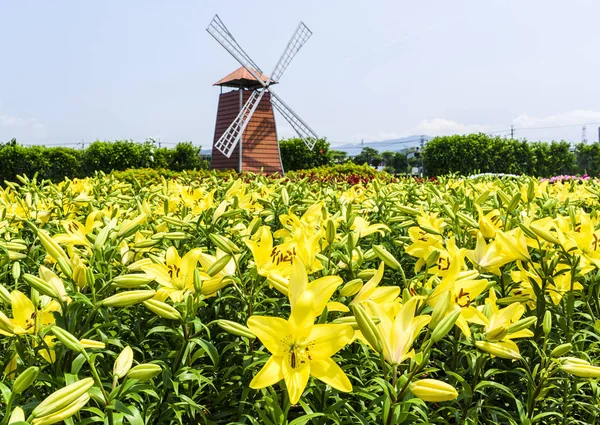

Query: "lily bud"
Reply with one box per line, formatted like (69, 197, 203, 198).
(101, 290, 155, 307)
(431, 308, 460, 343)
(23, 274, 60, 299)
(56, 257, 73, 279)
(429, 291, 451, 331)
(0, 313, 15, 335)
(143, 299, 181, 320)
(112, 274, 153, 288)
(11, 262, 21, 282)
(326, 219, 336, 245)
(362, 249, 377, 262)
(560, 362, 600, 378)
(409, 379, 458, 402)
(340, 279, 363, 297)
(79, 339, 105, 349)
(397, 205, 420, 216)
(127, 364, 162, 380)
(0, 284, 11, 305)
(507, 316, 536, 334)
(551, 343, 572, 358)
(50, 326, 85, 354)
(372, 245, 401, 270)
(72, 263, 87, 289)
(425, 249, 441, 270)
(113, 346, 134, 379)
(543, 311, 552, 336)
(346, 231, 358, 253)
(31, 377, 94, 418)
(217, 319, 255, 339)
(32, 393, 90, 425)
(13, 366, 39, 395)
(281, 187, 289, 206)
(351, 304, 383, 354)
(527, 180, 535, 202)
(206, 255, 232, 277)
(37, 229, 68, 261)
(456, 212, 478, 229)
(485, 326, 508, 342)
(8, 406, 25, 424)
(357, 269, 376, 280)
(209, 234, 239, 254)
(507, 192, 521, 214)
(475, 341, 521, 360)
(212, 200, 228, 224)
(117, 214, 147, 239)
(529, 224, 561, 245)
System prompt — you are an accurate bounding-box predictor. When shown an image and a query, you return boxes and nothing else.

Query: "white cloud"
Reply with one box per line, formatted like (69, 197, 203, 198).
(513, 110, 600, 128)
(0, 113, 46, 141)
(410, 118, 493, 137)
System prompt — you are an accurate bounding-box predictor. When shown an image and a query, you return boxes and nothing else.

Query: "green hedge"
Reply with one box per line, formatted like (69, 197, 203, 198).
(422, 134, 588, 177)
(0, 139, 207, 183)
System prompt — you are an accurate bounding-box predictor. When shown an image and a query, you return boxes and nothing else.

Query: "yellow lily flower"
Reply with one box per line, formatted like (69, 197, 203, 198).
(475, 288, 533, 359)
(197, 249, 236, 296)
(247, 291, 354, 404)
(1, 291, 60, 363)
(476, 205, 502, 239)
(466, 232, 506, 276)
(511, 262, 584, 307)
(365, 297, 430, 365)
(427, 268, 489, 338)
(142, 246, 202, 302)
(350, 262, 400, 307)
(54, 211, 102, 251)
(245, 226, 323, 293)
(287, 260, 344, 317)
(350, 216, 390, 238)
(495, 229, 530, 263)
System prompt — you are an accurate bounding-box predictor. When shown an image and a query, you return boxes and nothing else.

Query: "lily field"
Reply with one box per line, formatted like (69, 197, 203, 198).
(2, 168, 600, 424)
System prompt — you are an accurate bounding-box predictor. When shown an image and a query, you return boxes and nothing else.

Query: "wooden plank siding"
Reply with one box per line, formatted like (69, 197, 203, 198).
(240, 91, 282, 174)
(211, 91, 241, 171)
(211, 89, 283, 175)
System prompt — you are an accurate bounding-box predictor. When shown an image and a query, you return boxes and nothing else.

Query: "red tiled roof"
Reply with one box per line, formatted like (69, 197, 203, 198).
(213, 67, 275, 88)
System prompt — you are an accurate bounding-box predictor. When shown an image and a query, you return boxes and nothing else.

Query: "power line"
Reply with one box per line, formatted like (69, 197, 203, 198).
(488, 120, 600, 135)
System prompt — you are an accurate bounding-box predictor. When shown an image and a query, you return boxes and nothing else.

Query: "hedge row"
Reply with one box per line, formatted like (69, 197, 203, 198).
(0, 139, 207, 183)
(422, 134, 600, 177)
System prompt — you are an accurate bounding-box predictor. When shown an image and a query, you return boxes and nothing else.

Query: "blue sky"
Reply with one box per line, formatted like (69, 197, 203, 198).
(1, 0, 600, 148)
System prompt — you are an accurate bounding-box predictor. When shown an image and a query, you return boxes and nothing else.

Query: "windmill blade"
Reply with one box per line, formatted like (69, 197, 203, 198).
(270, 91, 318, 150)
(214, 89, 266, 158)
(267, 22, 312, 85)
(206, 15, 266, 85)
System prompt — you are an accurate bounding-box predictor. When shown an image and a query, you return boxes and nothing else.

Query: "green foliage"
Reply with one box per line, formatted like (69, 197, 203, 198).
(423, 134, 578, 177)
(0, 139, 207, 183)
(575, 142, 600, 176)
(168, 141, 203, 171)
(352, 146, 382, 167)
(279, 138, 332, 171)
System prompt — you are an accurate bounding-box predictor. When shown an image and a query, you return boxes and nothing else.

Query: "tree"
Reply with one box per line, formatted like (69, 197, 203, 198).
(380, 151, 408, 173)
(331, 150, 348, 164)
(279, 138, 332, 171)
(352, 147, 381, 167)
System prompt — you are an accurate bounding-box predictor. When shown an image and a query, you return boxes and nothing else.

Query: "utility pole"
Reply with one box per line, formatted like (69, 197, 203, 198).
(598, 126, 600, 143)
(510, 125, 515, 139)
(582, 126, 588, 145)
(420, 136, 425, 177)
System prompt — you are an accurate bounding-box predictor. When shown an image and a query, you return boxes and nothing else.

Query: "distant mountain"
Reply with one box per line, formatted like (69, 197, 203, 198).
(332, 135, 432, 157)
(200, 135, 433, 157)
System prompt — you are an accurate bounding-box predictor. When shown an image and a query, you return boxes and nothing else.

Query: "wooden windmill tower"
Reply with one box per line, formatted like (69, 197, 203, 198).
(207, 15, 319, 174)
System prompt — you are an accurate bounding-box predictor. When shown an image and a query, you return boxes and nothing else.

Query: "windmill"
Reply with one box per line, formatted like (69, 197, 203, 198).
(207, 14, 318, 174)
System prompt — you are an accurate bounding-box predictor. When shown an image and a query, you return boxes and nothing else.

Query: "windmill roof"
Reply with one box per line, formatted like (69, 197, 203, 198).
(213, 67, 276, 88)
